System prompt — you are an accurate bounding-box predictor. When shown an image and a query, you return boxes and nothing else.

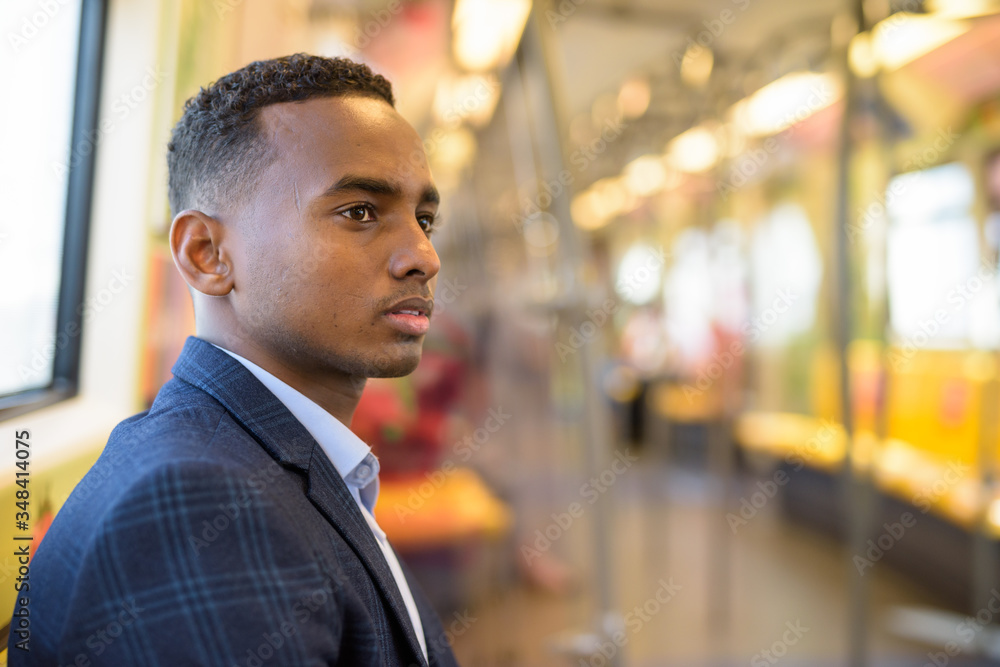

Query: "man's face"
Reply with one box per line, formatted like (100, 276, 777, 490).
(224, 95, 441, 379)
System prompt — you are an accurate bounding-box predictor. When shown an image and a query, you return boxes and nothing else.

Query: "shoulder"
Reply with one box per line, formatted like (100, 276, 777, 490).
(81, 378, 281, 504)
(46, 459, 342, 665)
(109, 377, 249, 461)
(86, 456, 296, 564)
(29, 385, 296, 617)
(19, 455, 315, 665)
(40, 459, 343, 665)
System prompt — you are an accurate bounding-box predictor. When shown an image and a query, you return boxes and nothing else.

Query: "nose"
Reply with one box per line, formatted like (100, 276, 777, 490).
(388, 218, 441, 283)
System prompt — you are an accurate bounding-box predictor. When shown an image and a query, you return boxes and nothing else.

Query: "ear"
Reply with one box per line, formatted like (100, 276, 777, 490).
(170, 209, 234, 296)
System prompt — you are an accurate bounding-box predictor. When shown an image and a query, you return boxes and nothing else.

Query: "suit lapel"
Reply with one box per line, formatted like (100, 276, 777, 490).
(171, 336, 428, 667)
(305, 451, 429, 667)
(401, 562, 460, 667)
(170, 336, 315, 471)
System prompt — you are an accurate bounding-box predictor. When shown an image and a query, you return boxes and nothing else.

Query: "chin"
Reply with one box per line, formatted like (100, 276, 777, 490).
(363, 348, 422, 378)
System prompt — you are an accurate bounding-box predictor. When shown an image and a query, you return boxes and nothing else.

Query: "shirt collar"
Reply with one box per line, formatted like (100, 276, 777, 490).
(211, 344, 373, 481)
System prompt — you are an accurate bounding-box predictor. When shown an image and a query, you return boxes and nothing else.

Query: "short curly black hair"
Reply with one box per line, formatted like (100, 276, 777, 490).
(167, 53, 395, 217)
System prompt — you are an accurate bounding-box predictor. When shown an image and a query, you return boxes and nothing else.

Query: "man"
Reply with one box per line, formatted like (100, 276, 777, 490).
(9, 54, 460, 667)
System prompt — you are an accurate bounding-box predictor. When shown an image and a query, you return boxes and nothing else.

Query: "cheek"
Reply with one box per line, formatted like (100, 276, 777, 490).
(300, 263, 377, 327)
(275, 236, 346, 293)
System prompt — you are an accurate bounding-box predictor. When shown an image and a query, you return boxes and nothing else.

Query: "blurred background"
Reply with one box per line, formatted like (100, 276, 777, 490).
(5, 0, 1000, 664)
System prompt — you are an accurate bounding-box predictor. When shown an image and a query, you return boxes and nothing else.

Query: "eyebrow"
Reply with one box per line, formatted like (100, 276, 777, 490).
(321, 174, 439, 205)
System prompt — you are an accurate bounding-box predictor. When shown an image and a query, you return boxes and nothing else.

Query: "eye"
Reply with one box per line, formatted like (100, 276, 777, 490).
(341, 204, 376, 222)
(417, 212, 438, 234)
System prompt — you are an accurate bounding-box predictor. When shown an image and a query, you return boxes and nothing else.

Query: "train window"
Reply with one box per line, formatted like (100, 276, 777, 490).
(664, 228, 714, 361)
(710, 219, 749, 334)
(663, 221, 751, 364)
(615, 241, 664, 306)
(0, 1, 107, 417)
(748, 202, 822, 347)
(886, 162, 999, 347)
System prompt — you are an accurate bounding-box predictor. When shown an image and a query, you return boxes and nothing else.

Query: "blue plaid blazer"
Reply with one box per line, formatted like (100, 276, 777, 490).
(8, 336, 461, 666)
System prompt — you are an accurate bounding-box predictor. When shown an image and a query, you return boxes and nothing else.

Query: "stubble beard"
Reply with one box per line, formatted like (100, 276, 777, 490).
(257, 323, 423, 380)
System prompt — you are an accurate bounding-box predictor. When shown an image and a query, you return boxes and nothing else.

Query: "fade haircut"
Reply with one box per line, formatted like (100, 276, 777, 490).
(167, 53, 395, 217)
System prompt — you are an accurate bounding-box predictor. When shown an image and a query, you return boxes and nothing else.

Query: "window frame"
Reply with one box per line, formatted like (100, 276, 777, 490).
(0, 0, 109, 420)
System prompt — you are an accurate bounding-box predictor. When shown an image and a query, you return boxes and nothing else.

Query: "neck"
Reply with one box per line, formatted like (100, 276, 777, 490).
(201, 330, 366, 427)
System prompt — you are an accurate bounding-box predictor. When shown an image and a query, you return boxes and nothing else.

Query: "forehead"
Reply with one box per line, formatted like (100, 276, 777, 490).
(258, 95, 430, 187)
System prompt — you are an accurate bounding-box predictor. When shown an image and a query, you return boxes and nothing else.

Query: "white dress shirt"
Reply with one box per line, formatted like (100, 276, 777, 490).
(213, 345, 429, 663)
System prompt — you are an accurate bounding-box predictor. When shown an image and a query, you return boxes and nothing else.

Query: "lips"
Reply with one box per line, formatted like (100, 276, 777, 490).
(383, 296, 433, 336)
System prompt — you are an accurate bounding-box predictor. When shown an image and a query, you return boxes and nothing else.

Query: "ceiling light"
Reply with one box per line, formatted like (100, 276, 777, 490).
(680, 43, 714, 89)
(666, 126, 720, 173)
(617, 77, 651, 119)
(428, 126, 477, 173)
(925, 0, 1000, 18)
(623, 155, 668, 197)
(452, 0, 531, 72)
(591, 177, 630, 218)
(729, 71, 841, 137)
(849, 32, 880, 78)
(870, 13, 969, 71)
(571, 191, 610, 230)
(433, 74, 501, 128)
